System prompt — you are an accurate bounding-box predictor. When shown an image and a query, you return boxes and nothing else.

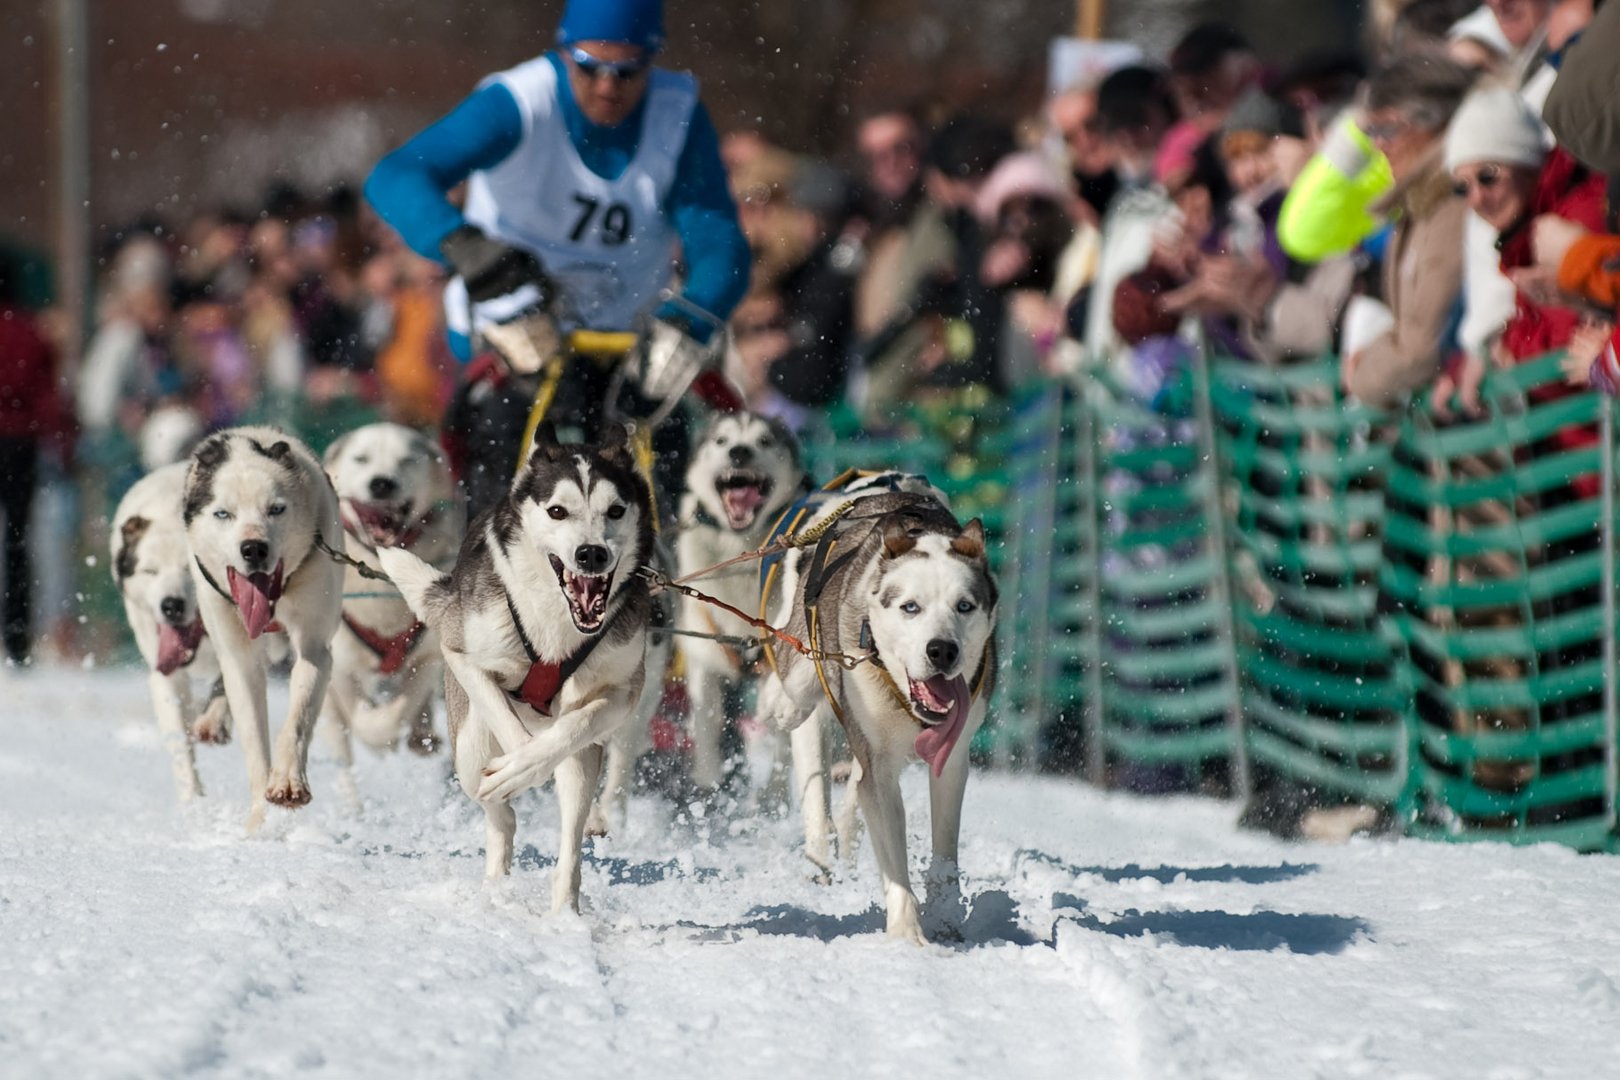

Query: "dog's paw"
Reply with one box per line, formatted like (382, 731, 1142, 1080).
(476, 755, 548, 803)
(191, 709, 232, 746)
(265, 769, 312, 808)
(406, 724, 440, 757)
(583, 807, 611, 839)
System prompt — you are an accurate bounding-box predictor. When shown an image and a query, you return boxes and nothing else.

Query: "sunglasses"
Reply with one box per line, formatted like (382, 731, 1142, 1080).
(567, 46, 650, 81)
(1453, 165, 1504, 198)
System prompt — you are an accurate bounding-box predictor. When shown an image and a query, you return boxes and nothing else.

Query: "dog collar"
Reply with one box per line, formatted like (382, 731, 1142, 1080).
(503, 593, 610, 716)
(341, 612, 427, 676)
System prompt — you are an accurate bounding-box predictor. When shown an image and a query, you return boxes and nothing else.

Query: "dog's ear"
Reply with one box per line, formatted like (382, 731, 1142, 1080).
(597, 422, 637, 468)
(881, 515, 923, 559)
(321, 432, 351, 469)
(952, 519, 987, 562)
(193, 435, 229, 471)
(114, 516, 150, 581)
(765, 415, 802, 468)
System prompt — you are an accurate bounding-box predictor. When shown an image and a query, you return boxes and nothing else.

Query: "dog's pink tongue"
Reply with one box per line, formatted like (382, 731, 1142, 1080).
(156, 619, 204, 675)
(913, 675, 970, 777)
(228, 565, 283, 640)
(723, 485, 765, 525)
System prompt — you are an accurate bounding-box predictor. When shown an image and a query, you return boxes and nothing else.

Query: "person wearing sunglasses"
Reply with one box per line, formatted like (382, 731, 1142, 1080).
(364, 0, 749, 506)
(1442, 85, 1604, 413)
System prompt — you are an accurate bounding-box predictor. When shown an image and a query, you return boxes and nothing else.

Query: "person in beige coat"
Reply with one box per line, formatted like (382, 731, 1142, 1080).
(1342, 56, 1476, 408)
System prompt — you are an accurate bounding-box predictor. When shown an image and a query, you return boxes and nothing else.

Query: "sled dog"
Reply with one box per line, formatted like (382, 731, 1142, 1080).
(321, 424, 463, 789)
(183, 427, 345, 830)
(759, 483, 997, 943)
(112, 462, 231, 801)
(378, 424, 653, 913)
(675, 412, 807, 794)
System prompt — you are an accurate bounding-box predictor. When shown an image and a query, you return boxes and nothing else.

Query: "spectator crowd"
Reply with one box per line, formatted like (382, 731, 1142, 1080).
(6, 0, 1620, 676)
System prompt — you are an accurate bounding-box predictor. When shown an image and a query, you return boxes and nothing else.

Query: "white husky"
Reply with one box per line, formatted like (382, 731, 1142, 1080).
(183, 426, 345, 830)
(111, 462, 231, 801)
(379, 425, 654, 913)
(321, 424, 463, 801)
(759, 486, 997, 943)
(675, 413, 806, 795)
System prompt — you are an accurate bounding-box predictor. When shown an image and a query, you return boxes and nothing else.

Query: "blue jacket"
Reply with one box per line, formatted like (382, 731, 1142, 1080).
(365, 52, 750, 359)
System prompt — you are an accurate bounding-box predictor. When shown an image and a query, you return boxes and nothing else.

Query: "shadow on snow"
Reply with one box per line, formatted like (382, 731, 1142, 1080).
(1052, 893, 1370, 955)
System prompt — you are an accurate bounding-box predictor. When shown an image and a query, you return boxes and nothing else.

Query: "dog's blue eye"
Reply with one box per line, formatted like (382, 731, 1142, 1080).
(547, 505, 569, 520)
(213, 509, 231, 521)
(901, 601, 921, 615)
(606, 504, 626, 520)
(268, 503, 286, 517)
(956, 599, 976, 614)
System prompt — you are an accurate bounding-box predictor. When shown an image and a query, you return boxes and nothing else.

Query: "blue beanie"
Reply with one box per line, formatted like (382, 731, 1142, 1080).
(557, 0, 665, 53)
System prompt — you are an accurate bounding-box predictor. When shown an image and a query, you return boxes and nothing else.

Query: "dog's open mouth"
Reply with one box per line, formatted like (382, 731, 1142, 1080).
(156, 616, 206, 675)
(909, 674, 970, 778)
(347, 499, 415, 548)
(715, 470, 773, 531)
(549, 554, 614, 633)
(227, 561, 285, 640)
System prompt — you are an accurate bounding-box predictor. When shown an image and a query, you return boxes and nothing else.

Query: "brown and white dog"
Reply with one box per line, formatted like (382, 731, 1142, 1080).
(183, 427, 345, 831)
(111, 462, 231, 801)
(321, 424, 463, 803)
(758, 484, 997, 943)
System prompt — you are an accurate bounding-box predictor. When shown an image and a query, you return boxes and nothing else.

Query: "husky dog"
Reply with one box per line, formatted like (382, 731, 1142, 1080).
(674, 412, 807, 794)
(378, 425, 654, 913)
(111, 462, 231, 801)
(183, 427, 345, 830)
(321, 424, 463, 792)
(759, 487, 997, 943)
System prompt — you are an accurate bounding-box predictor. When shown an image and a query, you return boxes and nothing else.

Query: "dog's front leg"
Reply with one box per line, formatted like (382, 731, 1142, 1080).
(201, 591, 272, 830)
(476, 681, 639, 803)
(191, 677, 231, 745)
(686, 665, 730, 791)
(266, 636, 332, 808)
(320, 683, 362, 813)
(442, 649, 533, 755)
(922, 731, 974, 939)
(791, 708, 834, 878)
(856, 750, 925, 945)
(149, 670, 203, 801)
(551, 741, 604, 914)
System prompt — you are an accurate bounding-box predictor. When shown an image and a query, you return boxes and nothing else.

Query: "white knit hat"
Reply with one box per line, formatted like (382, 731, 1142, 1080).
(1444, 85, 1547, 172)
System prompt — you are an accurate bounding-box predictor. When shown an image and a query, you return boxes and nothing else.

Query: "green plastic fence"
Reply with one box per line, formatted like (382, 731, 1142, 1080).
(1082, 362, 1243, 792)
(1210, 355, 1414, 810)
(1383, 352, 1617, 850)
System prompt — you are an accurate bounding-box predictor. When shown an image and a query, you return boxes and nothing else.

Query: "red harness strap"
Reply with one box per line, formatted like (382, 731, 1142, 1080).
(505, 593, 609, 716)
(341, 613, 428, 676)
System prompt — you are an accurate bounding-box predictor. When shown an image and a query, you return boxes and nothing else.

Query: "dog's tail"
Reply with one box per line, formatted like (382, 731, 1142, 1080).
(376, 547, 453, 628)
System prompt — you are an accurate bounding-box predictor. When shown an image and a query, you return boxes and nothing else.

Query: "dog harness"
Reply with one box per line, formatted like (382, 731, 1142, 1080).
(763, 486, 993, 728)
(503, 593, 612, 716)
(340, 613, 428, 676)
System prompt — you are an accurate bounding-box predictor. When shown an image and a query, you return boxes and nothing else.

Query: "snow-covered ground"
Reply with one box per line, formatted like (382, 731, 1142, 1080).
(5, 666, 1620, 1080)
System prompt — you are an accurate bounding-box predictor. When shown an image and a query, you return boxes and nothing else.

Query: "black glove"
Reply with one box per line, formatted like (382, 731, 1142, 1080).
(439, 225, 548, 304)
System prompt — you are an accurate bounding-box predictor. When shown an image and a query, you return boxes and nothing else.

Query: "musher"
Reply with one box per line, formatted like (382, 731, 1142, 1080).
(365, 0, 751, 516)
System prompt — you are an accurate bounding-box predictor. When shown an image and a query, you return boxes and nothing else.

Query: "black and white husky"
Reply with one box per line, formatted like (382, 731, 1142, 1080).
(321, 423, 463, 802)
(112, 462, 230, 801)
(759, 486, 998, 944)
(378, 425, 654, 913)
(183, 427, 345, 831)
(675, 412, 807, 794)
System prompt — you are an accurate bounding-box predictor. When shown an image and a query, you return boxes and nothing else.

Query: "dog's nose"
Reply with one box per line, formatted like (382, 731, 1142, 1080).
(368, 476, 398, 500)
(160, 596, 186, 623)
(728, 445, 754, 468)
(240, 539, 270, 568)
(575, 544, 611, 574)
(926, 638, 960, 672)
